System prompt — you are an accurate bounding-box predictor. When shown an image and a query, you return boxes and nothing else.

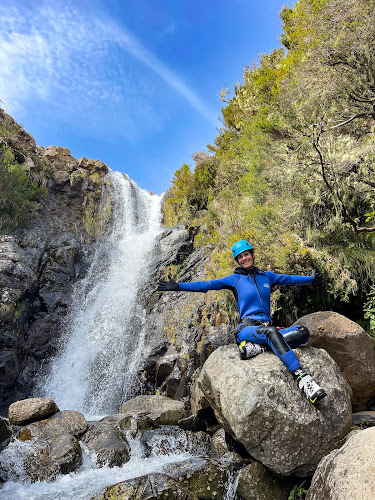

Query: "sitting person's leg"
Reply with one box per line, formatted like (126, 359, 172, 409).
(279, 325, 309, 347)
(238, 325, 326, 404)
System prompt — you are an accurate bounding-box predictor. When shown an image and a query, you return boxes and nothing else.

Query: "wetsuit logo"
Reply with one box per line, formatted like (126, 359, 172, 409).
(263, 283, 270, 288)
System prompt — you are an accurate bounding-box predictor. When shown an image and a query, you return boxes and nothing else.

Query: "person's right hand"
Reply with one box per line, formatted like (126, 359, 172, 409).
(157, 275, 179, 291)
(311, 269, 323, 285)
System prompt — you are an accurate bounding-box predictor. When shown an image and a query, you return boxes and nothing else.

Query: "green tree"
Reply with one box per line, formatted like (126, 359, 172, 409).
(0, 145, 46, 232)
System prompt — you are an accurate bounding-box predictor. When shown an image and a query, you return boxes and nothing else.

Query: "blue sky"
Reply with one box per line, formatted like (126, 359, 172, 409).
(0, 0, 288, 193)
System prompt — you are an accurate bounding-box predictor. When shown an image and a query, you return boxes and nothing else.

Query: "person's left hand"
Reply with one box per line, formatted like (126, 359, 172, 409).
(157, 275, 179, 291)
(311, 269, 323, 285)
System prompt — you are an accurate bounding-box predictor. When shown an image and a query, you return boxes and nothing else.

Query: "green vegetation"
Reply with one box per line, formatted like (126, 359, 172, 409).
(0, 145, 47, 233)
(164, 0, 375, 326)
(289, 483, 307, 500)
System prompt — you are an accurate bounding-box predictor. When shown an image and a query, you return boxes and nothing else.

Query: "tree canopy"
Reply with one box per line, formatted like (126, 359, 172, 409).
(164, 0, 375, 331)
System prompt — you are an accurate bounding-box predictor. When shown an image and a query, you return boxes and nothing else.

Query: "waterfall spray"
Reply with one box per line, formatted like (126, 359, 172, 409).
(41, 171, 162, 416)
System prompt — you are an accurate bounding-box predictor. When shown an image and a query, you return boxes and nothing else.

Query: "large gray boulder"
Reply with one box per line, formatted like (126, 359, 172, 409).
(8, 397, 59, 426)
(306, 427, 375, 500)
(19, 410, 87, 441)
(296, 311, 375, 411)
(198, 345, 352, 476)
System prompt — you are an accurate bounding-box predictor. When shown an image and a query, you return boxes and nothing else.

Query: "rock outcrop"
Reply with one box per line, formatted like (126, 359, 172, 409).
(297, 311, 375, 411)
(0, 109, 113, 412)
(306, 427, 375, 500)
(198, 345, 352, 476)
(0, 402, 88, 482)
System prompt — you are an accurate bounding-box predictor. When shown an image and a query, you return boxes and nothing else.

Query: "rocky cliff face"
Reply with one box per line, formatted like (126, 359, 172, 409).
(0, 110, 113, 413)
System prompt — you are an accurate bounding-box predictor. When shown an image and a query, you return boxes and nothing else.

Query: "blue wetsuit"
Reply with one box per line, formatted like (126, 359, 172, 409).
(178, 266, 313, 372)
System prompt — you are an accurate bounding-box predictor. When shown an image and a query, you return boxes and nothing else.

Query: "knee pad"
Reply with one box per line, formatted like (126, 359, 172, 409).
(257, 326, 290, 355)
(283, 326, 310, 347)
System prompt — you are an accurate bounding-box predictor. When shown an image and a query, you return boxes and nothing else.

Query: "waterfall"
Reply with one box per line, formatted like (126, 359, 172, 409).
(40, 170, 162, 416)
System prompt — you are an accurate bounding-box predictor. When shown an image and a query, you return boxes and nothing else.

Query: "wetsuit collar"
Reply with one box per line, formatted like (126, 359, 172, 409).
(234, 266, 258, 276)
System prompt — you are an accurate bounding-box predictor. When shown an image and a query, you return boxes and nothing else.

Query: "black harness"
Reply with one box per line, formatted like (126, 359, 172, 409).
(235, 316, 271, 344)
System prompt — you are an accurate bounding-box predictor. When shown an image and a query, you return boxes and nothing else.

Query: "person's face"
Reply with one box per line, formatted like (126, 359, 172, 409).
(237, 250, 254, 270)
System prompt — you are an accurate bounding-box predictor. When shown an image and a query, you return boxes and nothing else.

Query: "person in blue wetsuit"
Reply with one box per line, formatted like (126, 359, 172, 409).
(157, 240, 326, 405)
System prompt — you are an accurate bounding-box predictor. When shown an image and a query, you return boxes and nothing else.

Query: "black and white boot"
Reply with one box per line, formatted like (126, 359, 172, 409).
(239, 341, 266, 360)
(293, 368, 326, 404)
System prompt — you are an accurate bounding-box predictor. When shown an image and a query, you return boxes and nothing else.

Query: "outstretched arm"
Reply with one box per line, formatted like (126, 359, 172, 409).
(267, 269, 322, 286)
(157, 274, 237, 293)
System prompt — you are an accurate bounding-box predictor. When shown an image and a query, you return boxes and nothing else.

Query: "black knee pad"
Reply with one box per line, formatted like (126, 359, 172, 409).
(282, 326, 310, 348)
(257, 326, 290, 355)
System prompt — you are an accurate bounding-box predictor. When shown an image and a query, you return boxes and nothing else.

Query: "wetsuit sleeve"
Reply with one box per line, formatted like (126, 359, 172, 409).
(265, 272, 313, 286)
(178, 275, 237, 293)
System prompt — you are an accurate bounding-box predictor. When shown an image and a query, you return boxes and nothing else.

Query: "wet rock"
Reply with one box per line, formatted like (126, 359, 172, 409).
(103, 412, 158, 437)
(236, 461, 293, 500)
(163, 457, 227, 499)
(142, 426, 211, 457)
(119, 395, 187, 426)
(19, 410, 87, 441)
(296, 311, 375, 411)
(81, 421, 131, 467)
(198, 345, 352, 476)
(306, 427, 375, 500)
(8, 397, 59, 426)
(0, 417, 11, 452)
(93, 473, 199, 500)
(25, 433, 82, 482)
(0, 431, 82, 483)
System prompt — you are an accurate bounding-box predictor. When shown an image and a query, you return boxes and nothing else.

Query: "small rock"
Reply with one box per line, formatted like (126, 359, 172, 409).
(8, 397, 59, 426)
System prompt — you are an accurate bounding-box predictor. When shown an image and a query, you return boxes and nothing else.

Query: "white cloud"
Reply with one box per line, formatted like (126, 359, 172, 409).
(0, 0, 217, 132)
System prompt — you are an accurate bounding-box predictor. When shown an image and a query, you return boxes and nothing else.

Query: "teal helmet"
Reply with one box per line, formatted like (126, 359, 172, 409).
(231, 240, 254, 259)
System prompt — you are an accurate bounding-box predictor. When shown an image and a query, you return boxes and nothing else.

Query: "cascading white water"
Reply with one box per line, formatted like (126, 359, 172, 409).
(41, 170, 162, 415)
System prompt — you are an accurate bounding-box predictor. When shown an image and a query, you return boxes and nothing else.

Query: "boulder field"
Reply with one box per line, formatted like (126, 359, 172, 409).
(2, 329, 375, 500)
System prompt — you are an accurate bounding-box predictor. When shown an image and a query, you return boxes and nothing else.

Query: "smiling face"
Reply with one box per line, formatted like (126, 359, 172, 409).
(237, 249, 255, 270)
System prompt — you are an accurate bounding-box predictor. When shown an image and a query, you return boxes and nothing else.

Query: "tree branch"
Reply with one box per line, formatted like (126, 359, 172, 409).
(329, 113, 371, 129)
(312, 131, 375, 234)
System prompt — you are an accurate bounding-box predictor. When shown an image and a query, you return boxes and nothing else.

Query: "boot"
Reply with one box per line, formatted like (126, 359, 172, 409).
(239, 341, 266, 360)
(293, 368, 326, 404)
